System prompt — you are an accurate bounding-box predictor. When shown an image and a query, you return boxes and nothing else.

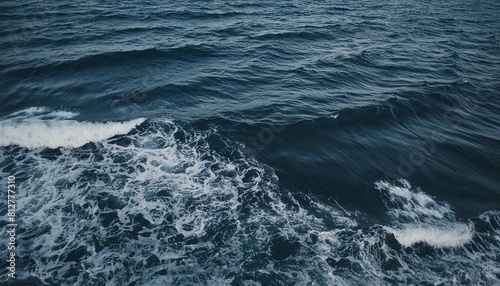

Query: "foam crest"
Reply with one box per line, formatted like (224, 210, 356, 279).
(375, 180, 452, 222)
(384, 224, 474, 248)
(376, 179, 474, 248)
(0, 108, 145, 149)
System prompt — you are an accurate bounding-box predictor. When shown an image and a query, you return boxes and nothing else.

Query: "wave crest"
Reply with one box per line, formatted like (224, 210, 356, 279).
(376, 179, 474, 248)
(0, 107, 144, 149)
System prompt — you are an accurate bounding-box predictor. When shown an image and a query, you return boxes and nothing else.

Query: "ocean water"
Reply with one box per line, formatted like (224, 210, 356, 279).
(1, 0, 499, 285)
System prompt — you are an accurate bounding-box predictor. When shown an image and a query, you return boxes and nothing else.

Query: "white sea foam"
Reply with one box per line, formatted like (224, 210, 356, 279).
(376, 179, 475, 248)
(384, 224, 474, 248)
(0, 119, 359, 285)
(1, 119, 498, 285)
(0, 108, 145, 149)
(375, 180, 451, 221)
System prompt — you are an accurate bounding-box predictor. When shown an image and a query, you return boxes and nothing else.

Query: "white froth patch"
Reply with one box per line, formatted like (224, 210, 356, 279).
(0, 118, 145, 149)
(376, 179, 475, 248)
(0, 108, 145, 149)
(385, 224, 474, 248)
(316, 231, 340, 253)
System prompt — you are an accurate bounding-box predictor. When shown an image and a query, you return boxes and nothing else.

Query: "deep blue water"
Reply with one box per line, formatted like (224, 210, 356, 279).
(1, 0, 500, 285)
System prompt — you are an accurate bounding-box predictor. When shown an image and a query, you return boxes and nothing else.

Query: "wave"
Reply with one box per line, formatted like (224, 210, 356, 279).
(1, 118, 498, 285)
(0, 107, 144, 149)
(251, 29, 333, 41)
(376, 179, 475, 248)
(2, 45, 216, 78)
(172, 9, 245, 20)
(384, 224, 474, 248)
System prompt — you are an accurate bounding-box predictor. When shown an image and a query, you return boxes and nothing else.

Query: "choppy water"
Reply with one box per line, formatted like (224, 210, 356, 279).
(1, 1, 499, 285)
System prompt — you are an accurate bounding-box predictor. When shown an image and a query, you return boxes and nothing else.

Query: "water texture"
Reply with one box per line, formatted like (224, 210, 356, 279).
(0, 0, 499, 285)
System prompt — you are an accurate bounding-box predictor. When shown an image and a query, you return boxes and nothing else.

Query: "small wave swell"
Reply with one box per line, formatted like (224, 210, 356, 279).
(376, 179, 474, 248)
(0, 107, 144, 149)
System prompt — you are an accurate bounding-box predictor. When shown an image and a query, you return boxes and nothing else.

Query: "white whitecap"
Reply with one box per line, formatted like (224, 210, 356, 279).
(385, 223, 474, 248)
(376, 179, 475, 248)
(0, 108, 145, 149)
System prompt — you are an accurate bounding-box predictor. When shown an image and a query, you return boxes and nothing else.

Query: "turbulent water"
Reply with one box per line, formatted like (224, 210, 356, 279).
(1, 1, 499, 285)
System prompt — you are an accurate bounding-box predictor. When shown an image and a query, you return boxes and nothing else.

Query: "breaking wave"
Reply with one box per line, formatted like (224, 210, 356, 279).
(0, 107, 145, 149)
(0, 117, 498, 285)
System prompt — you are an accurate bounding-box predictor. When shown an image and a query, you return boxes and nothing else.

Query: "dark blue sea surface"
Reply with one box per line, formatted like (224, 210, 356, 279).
(1, 0, 499, 285)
